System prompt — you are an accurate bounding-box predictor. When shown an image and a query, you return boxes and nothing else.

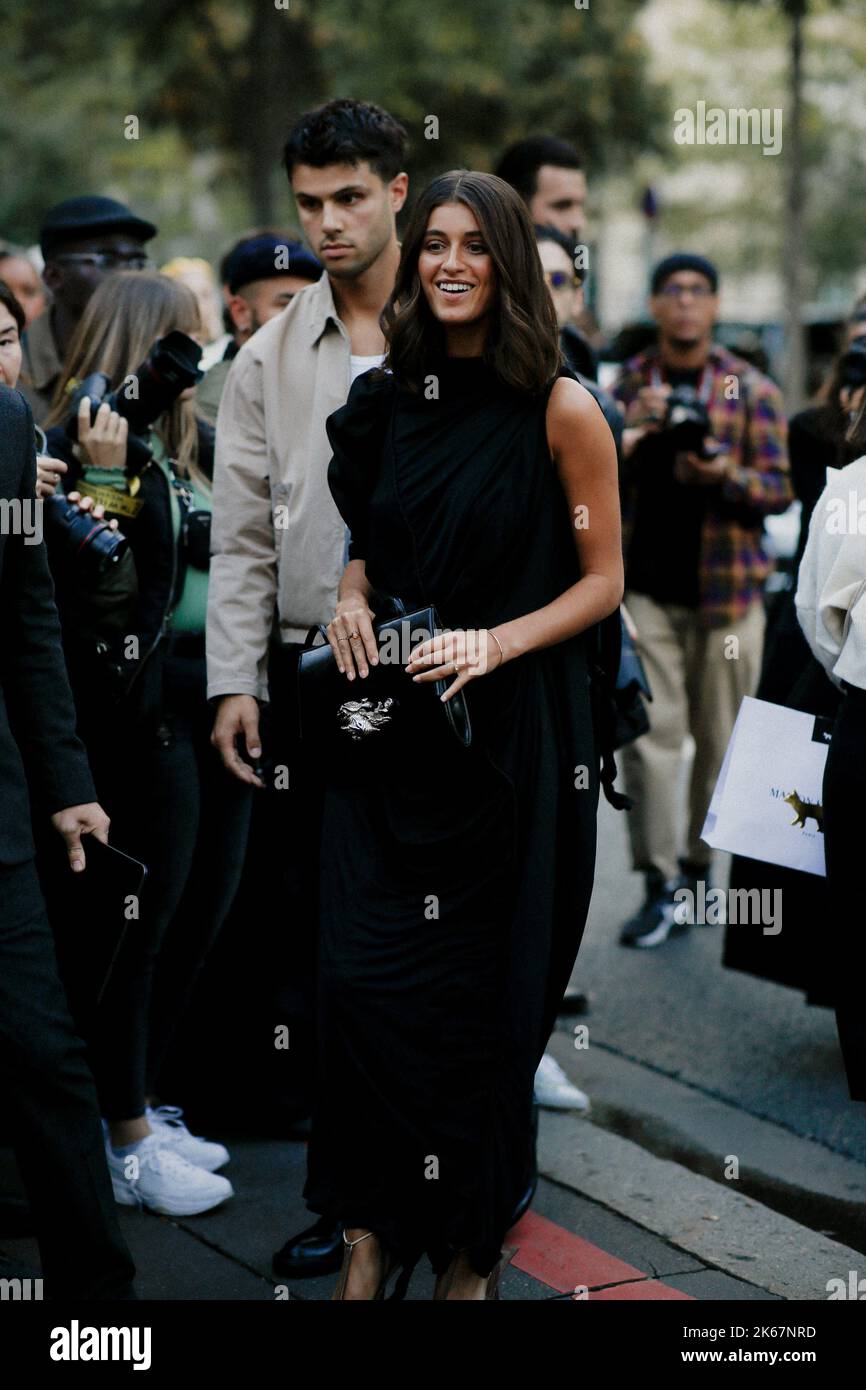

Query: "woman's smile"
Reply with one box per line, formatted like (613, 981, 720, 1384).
(435, 280, 475, 297)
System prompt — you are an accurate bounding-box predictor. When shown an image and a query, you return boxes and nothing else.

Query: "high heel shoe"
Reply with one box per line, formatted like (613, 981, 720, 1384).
(433, 1245, 517, 1300)
(331, 1229, 414, 1300)
(484, 1246, 517, 1300)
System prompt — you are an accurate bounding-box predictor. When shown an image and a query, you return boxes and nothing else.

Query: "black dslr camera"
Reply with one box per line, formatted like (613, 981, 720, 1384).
(47, 332, 203, 575)
(64, 330, 203, 475)
(662, 386, 713, 458)
(33, 423, 125, 577)
(47, 493, 129, 578)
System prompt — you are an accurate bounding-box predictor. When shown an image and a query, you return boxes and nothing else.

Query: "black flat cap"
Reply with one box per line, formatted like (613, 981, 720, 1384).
(223, 235, 322, 294)
(40, 196, 158, 259)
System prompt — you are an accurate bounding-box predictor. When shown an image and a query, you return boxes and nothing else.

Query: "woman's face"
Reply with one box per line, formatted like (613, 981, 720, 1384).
(417, 202, 497, 331)
(0, 308, 22, 389)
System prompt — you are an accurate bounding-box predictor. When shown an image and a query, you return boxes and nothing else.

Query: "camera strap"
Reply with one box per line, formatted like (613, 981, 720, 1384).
(167, 462, 196, 517)
(164, 461, 196, 610)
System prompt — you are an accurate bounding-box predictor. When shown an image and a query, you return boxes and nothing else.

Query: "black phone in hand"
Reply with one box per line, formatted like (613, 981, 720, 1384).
(48, 834, 148, 1012)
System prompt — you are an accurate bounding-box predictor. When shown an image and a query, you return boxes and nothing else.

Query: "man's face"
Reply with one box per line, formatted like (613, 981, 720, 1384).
(42, 232, 149, 317)
(527, 165, 587, 240)
(650, 271, 718, 348)
(291, 160, 408, 279)
(537, 238, 583, 330)
(0, 255, 46, 325)
(229, 274, 316, 339)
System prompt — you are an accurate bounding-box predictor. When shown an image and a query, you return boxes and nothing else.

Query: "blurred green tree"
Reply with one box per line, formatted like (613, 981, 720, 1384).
(0, 0, 668, 247)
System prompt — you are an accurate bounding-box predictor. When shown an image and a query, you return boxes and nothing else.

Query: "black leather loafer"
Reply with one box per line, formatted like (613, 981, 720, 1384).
(273, 1215, 344, 1278)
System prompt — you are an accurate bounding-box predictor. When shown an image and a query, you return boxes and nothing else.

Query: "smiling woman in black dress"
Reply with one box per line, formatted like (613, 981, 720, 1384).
(302, 170, 623, 1300)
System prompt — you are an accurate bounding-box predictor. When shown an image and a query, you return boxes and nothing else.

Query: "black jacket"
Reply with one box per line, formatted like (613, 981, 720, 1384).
(0, 386, 96, 865)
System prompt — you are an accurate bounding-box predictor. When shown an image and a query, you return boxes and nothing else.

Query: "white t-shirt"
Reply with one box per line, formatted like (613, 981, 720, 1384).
(350, 352, 386, 384)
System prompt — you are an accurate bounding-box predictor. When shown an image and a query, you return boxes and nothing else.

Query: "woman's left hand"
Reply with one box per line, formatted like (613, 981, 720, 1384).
(66, 491, 121, 531)
(406, 627, 505, 702)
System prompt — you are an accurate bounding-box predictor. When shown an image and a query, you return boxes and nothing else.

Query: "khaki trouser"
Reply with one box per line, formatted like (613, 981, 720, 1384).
(620, 590, 766, 884)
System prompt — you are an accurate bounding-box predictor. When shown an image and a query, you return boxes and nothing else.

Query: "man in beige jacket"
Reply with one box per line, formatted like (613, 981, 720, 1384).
(206, 98, 408, 1280)
(207, 98, 408, 774)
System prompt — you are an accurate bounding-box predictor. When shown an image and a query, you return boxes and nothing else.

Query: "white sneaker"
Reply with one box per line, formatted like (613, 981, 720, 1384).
(105, 1132, 234, 1216)
(145, 1105, 230, 1172)
(534, 1054, 590, 1112)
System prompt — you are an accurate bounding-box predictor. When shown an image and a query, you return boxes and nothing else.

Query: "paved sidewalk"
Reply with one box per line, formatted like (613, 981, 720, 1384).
(3, 1103, 856, 1300)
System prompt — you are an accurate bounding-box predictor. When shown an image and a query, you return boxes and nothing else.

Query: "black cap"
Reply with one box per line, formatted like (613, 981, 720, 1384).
(40, 196, 158, 259)
(223, 234, 322, 294)
(651, 253, 718, 296)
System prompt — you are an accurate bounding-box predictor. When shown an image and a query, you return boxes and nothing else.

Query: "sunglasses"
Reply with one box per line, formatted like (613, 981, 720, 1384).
(657, 282, 714, 300)
(544, 270, 579, 290)
(52, 251, 151, 271)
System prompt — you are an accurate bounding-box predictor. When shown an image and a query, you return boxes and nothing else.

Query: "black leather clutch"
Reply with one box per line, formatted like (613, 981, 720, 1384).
(297, 600, 472, 766)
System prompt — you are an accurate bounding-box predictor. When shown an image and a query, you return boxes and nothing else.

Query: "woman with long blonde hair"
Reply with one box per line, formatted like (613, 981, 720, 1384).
(41, 271, 249, 1220)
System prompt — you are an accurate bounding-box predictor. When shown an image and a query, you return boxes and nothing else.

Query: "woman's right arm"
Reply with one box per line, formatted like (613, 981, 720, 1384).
(328, 559, 377, 680)
(325, 371, 395, 679)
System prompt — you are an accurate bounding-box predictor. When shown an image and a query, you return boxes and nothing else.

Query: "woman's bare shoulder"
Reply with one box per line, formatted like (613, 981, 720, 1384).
(546, 375, 609, 447)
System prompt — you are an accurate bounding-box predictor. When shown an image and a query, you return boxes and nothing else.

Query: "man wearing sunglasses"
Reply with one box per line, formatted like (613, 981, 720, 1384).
(20, 196, 157, 423)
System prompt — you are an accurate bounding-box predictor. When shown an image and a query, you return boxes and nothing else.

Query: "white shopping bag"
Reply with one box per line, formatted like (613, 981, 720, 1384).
(702, 695, 832, 877)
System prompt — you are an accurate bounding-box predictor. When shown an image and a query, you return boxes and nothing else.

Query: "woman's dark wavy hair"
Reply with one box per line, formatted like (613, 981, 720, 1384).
(382, 170, 562, 395)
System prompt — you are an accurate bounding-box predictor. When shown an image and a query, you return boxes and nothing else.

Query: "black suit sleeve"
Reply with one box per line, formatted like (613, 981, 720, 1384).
(0, 392, 97, 814)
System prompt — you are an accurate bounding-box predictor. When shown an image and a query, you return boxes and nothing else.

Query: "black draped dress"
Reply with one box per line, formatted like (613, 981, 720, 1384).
(302, 356, 601, 1279)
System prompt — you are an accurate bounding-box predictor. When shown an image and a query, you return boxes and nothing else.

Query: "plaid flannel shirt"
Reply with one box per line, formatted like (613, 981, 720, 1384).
(612, 343, 793, 628)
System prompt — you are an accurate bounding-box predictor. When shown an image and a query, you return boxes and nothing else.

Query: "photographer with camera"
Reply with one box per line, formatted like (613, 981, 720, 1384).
(612, 253, 792, 948)
(39, 271, 248, 1217)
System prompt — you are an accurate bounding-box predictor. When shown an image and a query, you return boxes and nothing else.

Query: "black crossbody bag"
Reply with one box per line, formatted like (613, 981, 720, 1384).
(297, 596, 471, 769)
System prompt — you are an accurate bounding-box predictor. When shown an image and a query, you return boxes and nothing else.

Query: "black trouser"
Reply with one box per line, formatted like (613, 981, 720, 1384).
(146, 641, 325, 1134)
(85, 640, 253, 1120)
(822, 682, 866, 1102)
(0, 858, 136, 1297)
(259, 642, 325, 1122)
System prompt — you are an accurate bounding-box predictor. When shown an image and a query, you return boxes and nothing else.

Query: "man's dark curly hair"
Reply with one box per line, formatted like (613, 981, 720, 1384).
(283, 99, 408, 183)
